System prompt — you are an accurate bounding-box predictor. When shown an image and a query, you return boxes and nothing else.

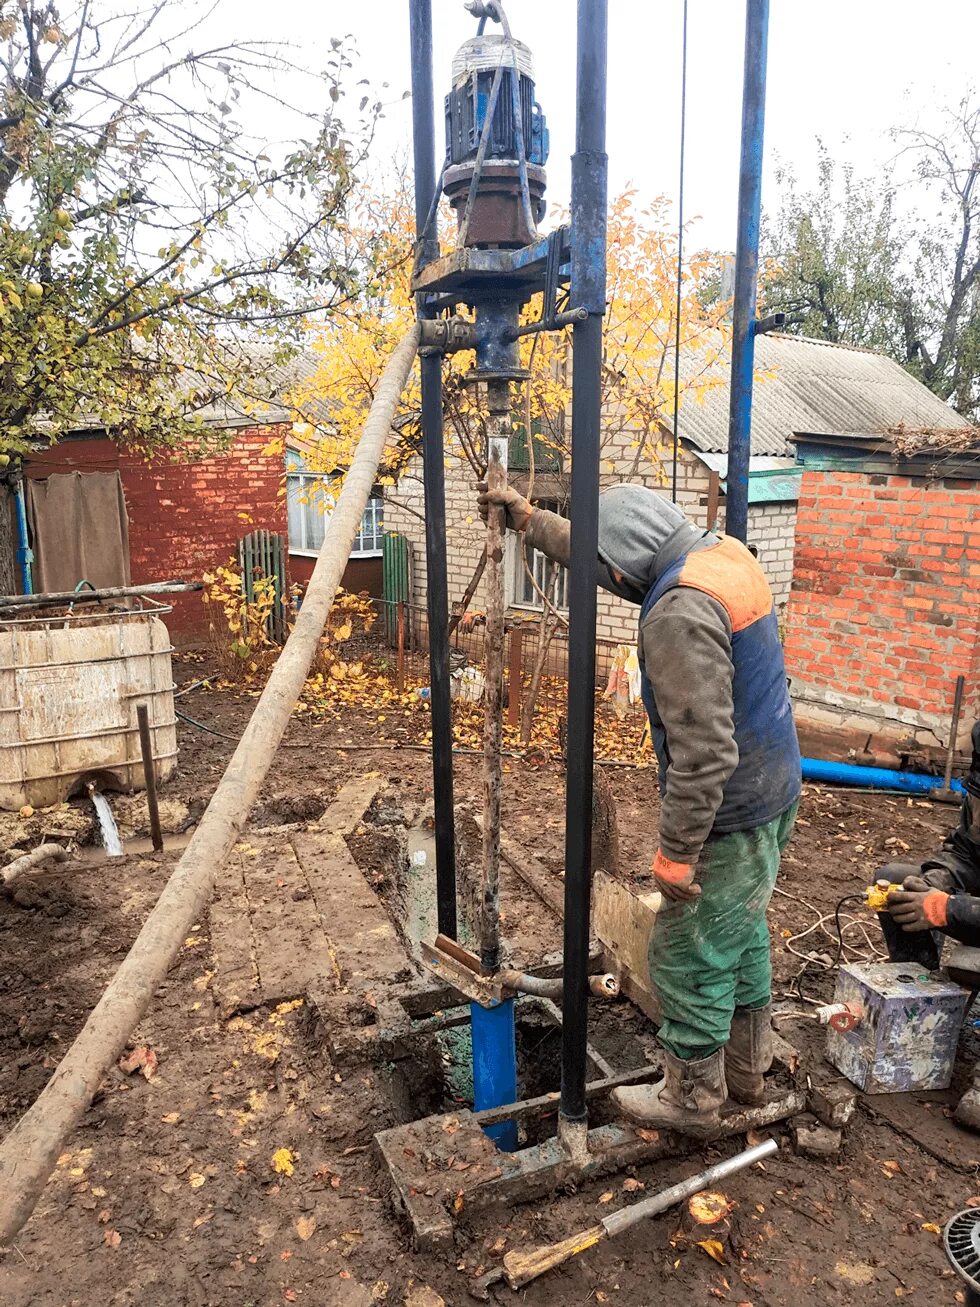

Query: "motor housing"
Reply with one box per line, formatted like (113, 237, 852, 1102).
(443, 33, 548, 247)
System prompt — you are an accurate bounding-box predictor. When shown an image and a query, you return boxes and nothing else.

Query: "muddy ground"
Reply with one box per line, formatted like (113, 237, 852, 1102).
(0, 668, 977, 1307)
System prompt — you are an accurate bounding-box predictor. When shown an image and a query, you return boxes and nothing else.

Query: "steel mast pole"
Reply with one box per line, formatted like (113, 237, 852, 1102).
(409, 0, 457, 938)
(559, 0, 608, 1155)
(725, 0, 769, 544)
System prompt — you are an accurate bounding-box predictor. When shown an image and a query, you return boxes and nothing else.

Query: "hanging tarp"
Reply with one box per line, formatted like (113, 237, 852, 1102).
(25, 471, 130, 593)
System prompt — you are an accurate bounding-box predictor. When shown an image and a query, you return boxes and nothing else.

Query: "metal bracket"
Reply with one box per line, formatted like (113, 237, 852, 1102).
(420, 933, 508, 1006)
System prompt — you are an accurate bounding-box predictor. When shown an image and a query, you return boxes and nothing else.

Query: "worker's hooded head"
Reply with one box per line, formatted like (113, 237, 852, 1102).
(595, 484, 709, 603)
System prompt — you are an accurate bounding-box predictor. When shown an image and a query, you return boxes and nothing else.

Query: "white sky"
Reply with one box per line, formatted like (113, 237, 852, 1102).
(232, 0, 980, 252)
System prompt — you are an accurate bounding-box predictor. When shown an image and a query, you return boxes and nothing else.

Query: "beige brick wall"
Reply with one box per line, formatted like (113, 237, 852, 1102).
(384, 440, 798, 645)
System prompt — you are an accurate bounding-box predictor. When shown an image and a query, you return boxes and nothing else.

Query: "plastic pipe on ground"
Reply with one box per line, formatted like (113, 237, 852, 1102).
(802, 756, 965, 796)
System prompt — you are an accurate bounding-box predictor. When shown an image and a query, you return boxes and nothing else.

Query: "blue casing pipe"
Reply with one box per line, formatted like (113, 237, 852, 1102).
(470, 998, 518, 1151)
(13, 480, 33, 594)
(802, 756, 965, 796)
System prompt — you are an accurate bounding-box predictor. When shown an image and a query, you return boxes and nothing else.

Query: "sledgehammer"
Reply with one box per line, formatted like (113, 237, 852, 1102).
(469, 1137, 778, 1298)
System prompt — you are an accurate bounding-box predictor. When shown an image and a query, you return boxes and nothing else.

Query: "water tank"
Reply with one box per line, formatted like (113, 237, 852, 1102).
(0, 603, 178, 811)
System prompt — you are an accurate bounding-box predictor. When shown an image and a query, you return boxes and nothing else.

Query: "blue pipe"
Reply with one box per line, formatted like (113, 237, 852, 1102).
(725, 0, 769, 545)
(13, 480, 33, 594)
(470, 998, 518, 1151)
(802, 756, 965, 796)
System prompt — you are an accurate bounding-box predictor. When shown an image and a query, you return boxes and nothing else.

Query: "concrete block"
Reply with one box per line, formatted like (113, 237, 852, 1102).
(791, 1113, 843, 1158)
(810, 1078, 858, 1129)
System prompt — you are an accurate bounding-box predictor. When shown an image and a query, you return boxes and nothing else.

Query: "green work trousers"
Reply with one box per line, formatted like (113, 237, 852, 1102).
(650, 803, 798, 1061)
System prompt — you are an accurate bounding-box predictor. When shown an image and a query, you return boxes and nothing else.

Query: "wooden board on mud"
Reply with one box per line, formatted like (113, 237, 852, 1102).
(209, 773, 395, 1015)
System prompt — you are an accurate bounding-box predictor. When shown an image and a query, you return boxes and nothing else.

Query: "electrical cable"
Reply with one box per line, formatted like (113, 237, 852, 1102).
(670, 0, 689, 505)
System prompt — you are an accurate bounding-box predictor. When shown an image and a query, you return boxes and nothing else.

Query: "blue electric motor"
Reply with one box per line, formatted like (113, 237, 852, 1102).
(443, 33, 548, 247)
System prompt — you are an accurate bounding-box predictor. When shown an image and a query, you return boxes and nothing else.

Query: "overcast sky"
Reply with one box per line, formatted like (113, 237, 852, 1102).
(231, 0, 980, 251)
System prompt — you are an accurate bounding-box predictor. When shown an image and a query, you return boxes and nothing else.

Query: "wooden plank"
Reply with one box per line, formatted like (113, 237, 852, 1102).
(498, 830, 566, 919)
(243, 838, 328, 1003)
(315, 773, 384, 836)
(291, 829, 411, 994)
(592, 870, 662, 1023)
(210, 852, 261, 1017)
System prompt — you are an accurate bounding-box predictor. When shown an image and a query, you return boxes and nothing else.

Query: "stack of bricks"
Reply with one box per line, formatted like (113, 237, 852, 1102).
(784, 468, 980, 737)
(121, 425, 289, 639)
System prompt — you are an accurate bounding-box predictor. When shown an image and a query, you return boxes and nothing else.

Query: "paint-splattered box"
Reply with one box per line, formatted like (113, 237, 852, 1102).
(826, 962, 969, 1093)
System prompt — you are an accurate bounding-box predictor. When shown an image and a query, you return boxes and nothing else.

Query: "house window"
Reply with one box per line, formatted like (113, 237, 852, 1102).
(510, 499, 568, 610)
(286, 459, 384, 557)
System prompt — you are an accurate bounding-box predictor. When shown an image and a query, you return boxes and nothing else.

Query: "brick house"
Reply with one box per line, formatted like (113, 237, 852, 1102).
(384, 334, 962, 660)
(784, 430, 980, 759)
(19, 412, 291, 640)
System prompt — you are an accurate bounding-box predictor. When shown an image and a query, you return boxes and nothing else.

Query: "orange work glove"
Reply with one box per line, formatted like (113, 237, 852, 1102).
(886, 888, 949, 931)
(652, 848, 701, 902)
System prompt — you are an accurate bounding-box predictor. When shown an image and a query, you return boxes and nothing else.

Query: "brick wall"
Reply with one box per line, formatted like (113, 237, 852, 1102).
(25, 424, 289, 640)
(385, 442, 798, 650)
(784, 468, 980, 740)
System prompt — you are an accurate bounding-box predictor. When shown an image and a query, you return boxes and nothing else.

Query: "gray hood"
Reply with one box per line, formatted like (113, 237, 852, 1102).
(596, 484, 708, 603)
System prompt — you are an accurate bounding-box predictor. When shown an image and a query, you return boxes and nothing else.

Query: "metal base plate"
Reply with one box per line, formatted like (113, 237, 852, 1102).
(376, 1045, 805, 1250)
(412, 232, 569, 299)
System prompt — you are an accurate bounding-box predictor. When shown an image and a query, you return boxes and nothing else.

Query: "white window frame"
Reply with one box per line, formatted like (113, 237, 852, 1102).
(508, 499, 568, 612)
(286, 466, 384, 559)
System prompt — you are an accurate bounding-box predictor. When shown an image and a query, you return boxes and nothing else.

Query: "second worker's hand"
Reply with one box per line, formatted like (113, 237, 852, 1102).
(476, 481, 533, 532)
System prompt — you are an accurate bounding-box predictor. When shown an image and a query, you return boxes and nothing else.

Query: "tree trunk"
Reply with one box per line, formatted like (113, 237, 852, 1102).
(0, 488, 18, 595)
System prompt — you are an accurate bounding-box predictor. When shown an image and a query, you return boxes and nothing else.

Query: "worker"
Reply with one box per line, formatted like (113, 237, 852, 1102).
(885, 721, 980, 1130)
(478, 482, 802, 1137)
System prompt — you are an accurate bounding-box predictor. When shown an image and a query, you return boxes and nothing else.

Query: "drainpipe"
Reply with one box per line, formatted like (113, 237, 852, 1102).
(725, 0, 769, 545)
(12, 475, 33, 594)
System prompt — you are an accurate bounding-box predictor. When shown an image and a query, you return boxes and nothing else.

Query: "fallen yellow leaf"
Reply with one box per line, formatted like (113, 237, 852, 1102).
(697, 1239, 727, 1265)
(161, 1112, 181, 1125)
(922, 1222, 942, 1234)
(296, 1215, 316, 1241)
(598, 1191, 615, 1204)
(189, 1173, 206, 1189)
(272, 1148, 295, 1176)
(689, 1191, 732, 1225)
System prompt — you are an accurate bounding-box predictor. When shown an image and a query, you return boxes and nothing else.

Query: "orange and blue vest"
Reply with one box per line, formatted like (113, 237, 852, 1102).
(638, 535, 801, 835)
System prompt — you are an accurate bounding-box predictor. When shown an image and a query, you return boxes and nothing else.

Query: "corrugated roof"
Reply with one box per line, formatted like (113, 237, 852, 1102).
(672, 333, 963, 457)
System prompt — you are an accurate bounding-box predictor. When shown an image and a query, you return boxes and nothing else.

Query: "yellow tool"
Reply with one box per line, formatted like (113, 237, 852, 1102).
(864, 879, 904, 913)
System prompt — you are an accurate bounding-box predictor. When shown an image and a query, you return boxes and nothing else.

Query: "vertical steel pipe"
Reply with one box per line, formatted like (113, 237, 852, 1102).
(481, 378, 511, 974)
(410, 0, 457, 938)
(560, 0, 608, 1131)
(725, 0, 769, 545)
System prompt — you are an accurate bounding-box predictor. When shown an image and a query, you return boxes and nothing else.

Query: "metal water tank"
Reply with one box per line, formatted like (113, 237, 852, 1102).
(0, 602, 178, 811)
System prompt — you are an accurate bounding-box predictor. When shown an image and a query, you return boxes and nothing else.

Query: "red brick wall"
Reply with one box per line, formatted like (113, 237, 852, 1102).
(25, 425, 289, 640)
(785, 469, 980, 733)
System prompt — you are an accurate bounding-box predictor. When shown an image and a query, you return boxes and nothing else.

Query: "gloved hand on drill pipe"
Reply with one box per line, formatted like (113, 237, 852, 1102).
(477, 481, 533, 532)
(652, 848, 701, 902)
(887, 876, 949, 932)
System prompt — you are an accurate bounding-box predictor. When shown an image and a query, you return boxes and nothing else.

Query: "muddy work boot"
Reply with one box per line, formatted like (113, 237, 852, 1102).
(725, 1004, 774, 1106)
(610, 1049, 727, 1139)
(955, 1066, 980, 1134)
